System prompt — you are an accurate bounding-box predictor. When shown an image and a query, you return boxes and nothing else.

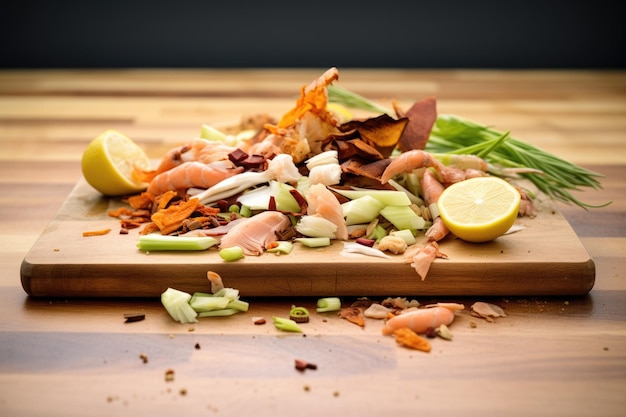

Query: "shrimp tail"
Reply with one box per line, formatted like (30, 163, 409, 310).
(421, 169, 450, 242)
(135, 143, 192, 183)
(405, 241, 447, 281)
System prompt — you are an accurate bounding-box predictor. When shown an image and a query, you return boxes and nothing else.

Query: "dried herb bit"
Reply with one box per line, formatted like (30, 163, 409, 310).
(124, 313, 146, 323)
(139, 353, 149, 364)
(165, 369, 175, 382)
(295, 359, 318, 372)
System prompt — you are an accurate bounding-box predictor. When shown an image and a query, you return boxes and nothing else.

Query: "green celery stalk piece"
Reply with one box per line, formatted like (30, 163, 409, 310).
(138, 235, 218, 251)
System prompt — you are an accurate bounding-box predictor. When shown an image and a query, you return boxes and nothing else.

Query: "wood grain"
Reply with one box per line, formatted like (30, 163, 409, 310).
(1, 70, 625, 417)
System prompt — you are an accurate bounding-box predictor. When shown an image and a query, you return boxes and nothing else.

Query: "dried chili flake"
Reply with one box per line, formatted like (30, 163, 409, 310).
(394, 327, 432, 352)
(338, 306, 365, 327)
(82, 228, 111, 237)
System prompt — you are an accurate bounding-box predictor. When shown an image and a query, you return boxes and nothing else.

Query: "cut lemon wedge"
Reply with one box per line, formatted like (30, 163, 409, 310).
(437, 176, 521, 243)
(81, 130, 151, 196)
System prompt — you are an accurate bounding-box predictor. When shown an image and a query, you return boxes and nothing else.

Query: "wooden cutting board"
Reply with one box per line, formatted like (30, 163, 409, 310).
(20, 179, 595, 298)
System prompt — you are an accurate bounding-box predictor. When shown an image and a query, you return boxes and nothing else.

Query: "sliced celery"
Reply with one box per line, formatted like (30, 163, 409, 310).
(198, 308, 240, 317)
(368, 224, 388, 242)
(316, 297, 341, 313)
(161, 288, 198, 324)
(330, 188, 411, 206)
(389, 229, 417, 245)
(137, 234, 218, 251)
(272, 316, 303, 333)
(294, 237, 331, 248)
(199, 124, 228, 142)
(380, 205, 426, 232)
(270, 180, 301, 212)
(219, 246, 244, 261)
(266, 241, 294, 254)
(341, 195, 384, 225)
(189, 294, 230, 312)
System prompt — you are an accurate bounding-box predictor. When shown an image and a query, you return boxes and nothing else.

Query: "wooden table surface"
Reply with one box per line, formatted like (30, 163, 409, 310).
(1, 69, 625, 416)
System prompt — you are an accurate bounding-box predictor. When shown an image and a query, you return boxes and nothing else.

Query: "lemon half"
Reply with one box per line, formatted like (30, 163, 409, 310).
(81, 130, 151, 196)
(437, 176, 521, 243)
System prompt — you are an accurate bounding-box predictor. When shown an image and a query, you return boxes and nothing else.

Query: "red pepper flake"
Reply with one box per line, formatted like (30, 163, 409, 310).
(294, 359, 317, 372)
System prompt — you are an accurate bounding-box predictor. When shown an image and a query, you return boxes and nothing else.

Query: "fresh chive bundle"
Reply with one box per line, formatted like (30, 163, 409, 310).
(429, 115, 609, 209)
(328, 85, 610, 209)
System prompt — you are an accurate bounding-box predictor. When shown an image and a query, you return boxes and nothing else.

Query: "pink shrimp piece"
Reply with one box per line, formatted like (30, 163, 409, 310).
(219, 211, 291, 256)
(381, 304, 463, 336)
(135, 143, 192, 183)
(421, 169, 449, 242)
(191, 138, 238, 164)
(147, 161, 243, 195)
(380, 150, 464, 184)
(305, 183, 348, 240)
(404, 241, 447, 280)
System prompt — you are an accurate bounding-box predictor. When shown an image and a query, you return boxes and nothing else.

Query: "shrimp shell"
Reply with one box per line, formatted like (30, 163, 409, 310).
(147, 161, 243, 196)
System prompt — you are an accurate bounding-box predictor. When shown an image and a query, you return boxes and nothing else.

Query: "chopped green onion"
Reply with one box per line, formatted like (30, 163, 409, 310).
(219, 246, 244, 261)
(239, 204, 251, 217)
(294, 237, 331, 248)
(289, 306, 310, 323)
(137, 234, 218, 251)
(316, 297, 342, 313)
(228, 204, 240, 213)
(272, 316, 303, 333)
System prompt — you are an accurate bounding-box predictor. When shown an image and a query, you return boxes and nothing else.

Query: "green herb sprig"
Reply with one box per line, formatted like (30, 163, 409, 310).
(328, 85, 610, 209)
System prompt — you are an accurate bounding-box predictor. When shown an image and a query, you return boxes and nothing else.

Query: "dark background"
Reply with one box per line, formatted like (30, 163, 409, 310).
(1, 1, 624, 69)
